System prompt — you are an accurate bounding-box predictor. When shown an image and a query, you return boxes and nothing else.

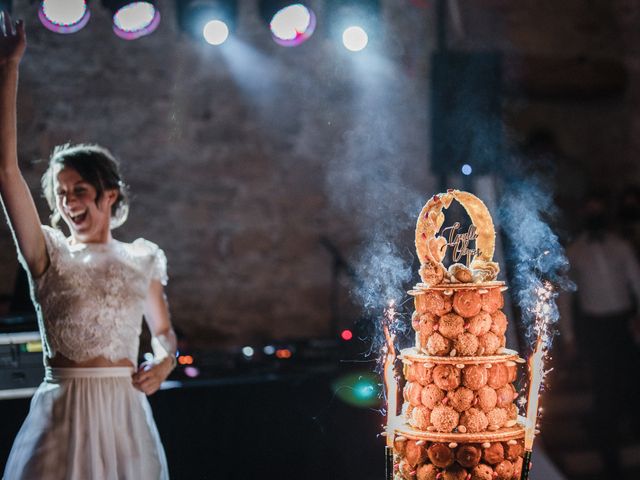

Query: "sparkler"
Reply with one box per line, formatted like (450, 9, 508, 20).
(521, 281, 554, 480)
(382, 300, 398, 480)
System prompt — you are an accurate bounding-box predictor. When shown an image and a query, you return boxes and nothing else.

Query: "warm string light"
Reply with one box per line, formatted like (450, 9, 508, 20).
(382, 300, 398, 448)
(524, 281, 554, 451)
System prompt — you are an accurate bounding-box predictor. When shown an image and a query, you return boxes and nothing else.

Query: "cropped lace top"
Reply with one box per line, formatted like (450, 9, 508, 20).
(28, 226, 168, 365)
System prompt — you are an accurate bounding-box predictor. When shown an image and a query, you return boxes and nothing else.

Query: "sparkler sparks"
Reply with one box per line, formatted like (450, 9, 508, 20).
(382, 300, 398, 448)
(522, 280, 555, 479)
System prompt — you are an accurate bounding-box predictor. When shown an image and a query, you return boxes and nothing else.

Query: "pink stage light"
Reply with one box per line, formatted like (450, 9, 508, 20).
(39, 0, 90, 34)
(269, 4, 316, 47)
(109, 1, 160, 40)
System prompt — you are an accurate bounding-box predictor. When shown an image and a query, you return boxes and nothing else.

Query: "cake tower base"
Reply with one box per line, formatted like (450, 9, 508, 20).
(391, 423, 525, 480)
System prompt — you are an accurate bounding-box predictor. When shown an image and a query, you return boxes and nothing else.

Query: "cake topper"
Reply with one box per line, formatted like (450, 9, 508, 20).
(441, 222, 482, 267)
(415, 189, 500, 286)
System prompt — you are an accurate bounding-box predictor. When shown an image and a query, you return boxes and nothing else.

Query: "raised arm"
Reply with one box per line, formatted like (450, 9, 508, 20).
(133, 279, 177, 395)
(0, 12, 48, 278)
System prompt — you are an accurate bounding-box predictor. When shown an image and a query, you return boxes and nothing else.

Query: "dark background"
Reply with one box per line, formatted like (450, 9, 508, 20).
(2, 1, 640, 479)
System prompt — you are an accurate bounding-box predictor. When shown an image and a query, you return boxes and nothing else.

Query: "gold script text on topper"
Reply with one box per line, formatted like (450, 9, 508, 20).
(415, 190, 500, 286)
(441, 222, 483, 267)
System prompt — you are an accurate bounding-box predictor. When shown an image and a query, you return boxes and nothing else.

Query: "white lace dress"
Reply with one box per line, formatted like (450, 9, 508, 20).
(3, 226, 170, 480)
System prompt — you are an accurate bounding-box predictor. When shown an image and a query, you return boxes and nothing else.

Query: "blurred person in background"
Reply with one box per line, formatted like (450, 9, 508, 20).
(558, 190, 640, 477)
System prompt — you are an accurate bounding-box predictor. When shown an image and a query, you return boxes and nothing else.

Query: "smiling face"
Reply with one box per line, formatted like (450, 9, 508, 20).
(53, 165, 117, 243)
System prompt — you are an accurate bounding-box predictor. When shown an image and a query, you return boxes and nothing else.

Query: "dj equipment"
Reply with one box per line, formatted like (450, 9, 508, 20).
(0, 331, 43, 399)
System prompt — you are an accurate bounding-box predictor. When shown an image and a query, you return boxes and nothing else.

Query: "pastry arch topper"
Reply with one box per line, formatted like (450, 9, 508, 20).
(415, 189, 500, 286)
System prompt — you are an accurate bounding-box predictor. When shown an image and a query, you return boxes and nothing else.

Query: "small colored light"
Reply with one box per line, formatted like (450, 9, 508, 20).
(353, 380, 376, 400)
(462, 164, 473, 175)
(178, 355, 194, 365)
(342, 26, 368, 52)
(332, 372, 380, 408)
(275, 348, 292, 359)
(341, 329, 353, 341)
(203, 19, 229, 45)
(184, 366, 200, 378)
(242, 346, 255, 357)
(26, 341, 43, 353)
(270, 4, 316, 47)
(263, 345, 276, 355)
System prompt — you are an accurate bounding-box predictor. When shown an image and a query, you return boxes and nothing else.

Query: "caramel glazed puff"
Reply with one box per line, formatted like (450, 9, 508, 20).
(393, 438, 524, 480)
(413, 287, 506, 357)
(402, 362, 518, 433)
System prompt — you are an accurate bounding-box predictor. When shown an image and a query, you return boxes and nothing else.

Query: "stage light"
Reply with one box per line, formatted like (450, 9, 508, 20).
(342, 26, 368, 52)
(270, 4, 315, 46)
(461, 164, 473, 176)
(184, 366, 200, 378)
(103, 0, 160, 40)
(202, 19, 228, 44)
(39, 0, 90, 34)
(259, 2, 316, 47)
(327, 0, 379, 51)
(177, 0, 237, 45)
(340, 329, 353, 341)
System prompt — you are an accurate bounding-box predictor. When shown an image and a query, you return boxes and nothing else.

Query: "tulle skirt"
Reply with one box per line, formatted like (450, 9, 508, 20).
(3, 367, 169, 480)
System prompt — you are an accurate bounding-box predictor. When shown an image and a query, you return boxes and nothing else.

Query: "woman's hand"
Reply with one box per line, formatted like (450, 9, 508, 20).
(0, 11, 25, 67)
(132, 356, 174, 396)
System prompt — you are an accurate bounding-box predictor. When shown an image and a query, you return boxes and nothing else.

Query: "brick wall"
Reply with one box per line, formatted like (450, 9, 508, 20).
(0, 0, 637, 347)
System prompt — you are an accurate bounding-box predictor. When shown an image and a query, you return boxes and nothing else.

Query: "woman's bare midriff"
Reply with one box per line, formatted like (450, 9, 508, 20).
(49, 353, 135, 369)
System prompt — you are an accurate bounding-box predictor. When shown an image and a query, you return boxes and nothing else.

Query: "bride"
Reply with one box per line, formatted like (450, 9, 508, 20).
(1, 11, 175, 479)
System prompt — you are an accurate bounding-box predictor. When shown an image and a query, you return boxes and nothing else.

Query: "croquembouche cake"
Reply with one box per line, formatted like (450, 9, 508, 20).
(392, 190, 526, 480)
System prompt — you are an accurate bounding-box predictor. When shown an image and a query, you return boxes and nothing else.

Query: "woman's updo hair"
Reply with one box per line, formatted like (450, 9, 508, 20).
(41, 143, 130, 229)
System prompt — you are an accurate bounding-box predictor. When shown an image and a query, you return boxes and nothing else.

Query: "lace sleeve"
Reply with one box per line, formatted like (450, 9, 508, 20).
(133, 238, 168, 286)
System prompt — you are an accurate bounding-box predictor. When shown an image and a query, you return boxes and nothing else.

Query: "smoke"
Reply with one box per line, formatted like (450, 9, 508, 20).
(351, 233, 413, 314)
(324, 55, 427, 360)
(327, 111, 423, 295)
(327, 150, 421, 362)
(498, 176, 574, 345)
